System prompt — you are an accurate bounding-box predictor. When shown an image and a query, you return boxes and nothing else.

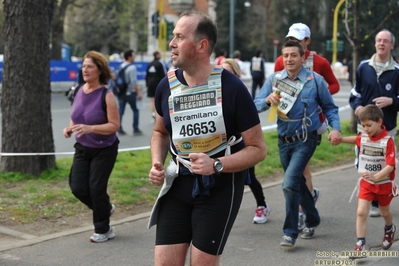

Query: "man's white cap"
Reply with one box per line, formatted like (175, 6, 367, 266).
(285, 23, 311, 40)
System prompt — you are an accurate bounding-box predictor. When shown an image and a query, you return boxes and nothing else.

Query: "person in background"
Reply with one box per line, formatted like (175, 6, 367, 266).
(222, 58, 271, 224)
(215, 48, 227, 65)
(349, 29, 399, 218)
(335, 105, 397, 253)
(109, 51, 122, 62)
(63, 51, 120, 243)
(77, 67, 85, 85)
(148, 10, 266, 265)
(117, 49, 142, 136)
(250, 49, 265, 98)
(221, 58, 241, 76)
(222, 58, 270, 224)
(274, 23, 340, 231)
(255, 40, 341, 247)
(146, 51, 166, 123)
(233, 50, 246, 76)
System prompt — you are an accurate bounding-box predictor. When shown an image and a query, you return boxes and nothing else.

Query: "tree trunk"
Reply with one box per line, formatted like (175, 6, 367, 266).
(50, 0, 72, 60)
(2, 0, 57, 176)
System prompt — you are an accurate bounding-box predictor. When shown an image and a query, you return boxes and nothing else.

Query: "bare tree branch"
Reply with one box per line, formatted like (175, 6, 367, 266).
(363, 7, 399, 42)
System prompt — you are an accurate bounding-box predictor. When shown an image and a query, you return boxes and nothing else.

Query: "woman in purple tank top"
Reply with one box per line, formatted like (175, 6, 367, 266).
(62, 51, 120, 243)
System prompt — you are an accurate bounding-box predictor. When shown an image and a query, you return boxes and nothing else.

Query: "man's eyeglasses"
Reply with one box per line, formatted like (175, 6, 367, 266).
(376, 39, 391, 44)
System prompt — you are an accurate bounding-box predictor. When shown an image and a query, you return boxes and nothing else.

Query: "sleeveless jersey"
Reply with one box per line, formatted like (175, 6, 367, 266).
(168, 66, 227, 159)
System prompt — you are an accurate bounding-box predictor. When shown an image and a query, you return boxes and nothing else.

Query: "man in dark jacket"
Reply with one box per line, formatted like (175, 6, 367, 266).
(146, 51, 166, 122)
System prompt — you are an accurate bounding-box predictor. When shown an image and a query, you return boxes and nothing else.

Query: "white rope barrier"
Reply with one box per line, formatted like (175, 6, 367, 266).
(0, 146, 151, 157)
(0, 105, 351, 157)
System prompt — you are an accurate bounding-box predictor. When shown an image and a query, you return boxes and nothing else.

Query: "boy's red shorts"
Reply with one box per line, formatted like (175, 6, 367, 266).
(359, 179, 395, 206)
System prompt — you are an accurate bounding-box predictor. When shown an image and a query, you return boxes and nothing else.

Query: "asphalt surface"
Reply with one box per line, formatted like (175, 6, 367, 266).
(0, 165, 398, 266)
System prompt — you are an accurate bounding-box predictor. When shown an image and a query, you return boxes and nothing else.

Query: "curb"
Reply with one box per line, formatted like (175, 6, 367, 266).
(0, 211, 151, 252)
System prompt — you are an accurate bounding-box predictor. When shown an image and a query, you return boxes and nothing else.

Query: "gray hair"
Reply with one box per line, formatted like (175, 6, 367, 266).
(377, 29, 395, 45)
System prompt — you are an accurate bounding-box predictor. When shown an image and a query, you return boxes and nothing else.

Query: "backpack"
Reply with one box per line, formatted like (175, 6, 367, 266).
(113, 63, 133, 96)
(67, 85, 108, 113)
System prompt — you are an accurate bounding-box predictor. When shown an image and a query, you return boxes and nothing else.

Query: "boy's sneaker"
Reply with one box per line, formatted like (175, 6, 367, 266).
(313, 188, 321, 205)
(301, 227, 315, 239)
(354, 240, 365, 251)
(280, 235, 295, 247)
(382, 224, 396, 250)
(369, 206, 381, 217)
(298, 211, 306, 231)
(349, 240, 367, 259)
(110, 204, 115, 217)
(253, 205, 271, 224)
(90, 227, 115, 243)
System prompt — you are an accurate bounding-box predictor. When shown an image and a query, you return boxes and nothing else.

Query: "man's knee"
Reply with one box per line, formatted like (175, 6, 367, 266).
(303, 169, 312, 180)
(303, 162, 312, 179)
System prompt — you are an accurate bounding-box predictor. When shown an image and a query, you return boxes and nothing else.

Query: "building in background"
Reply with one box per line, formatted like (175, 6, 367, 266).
(147, 0, 215, 61)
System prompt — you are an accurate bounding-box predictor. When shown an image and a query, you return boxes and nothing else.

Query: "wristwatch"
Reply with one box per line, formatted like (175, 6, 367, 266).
(213, 158, 223, 175)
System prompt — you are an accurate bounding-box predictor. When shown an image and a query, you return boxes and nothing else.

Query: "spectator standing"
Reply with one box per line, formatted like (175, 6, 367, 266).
(117, 49, 142, 135)
(274, 23, 340, 230)
(148, 10, 266, 265)
(77, 67, 85, 85)
(63, 51, 120, 243)
(233, 50, 246, 76)
(349, 29, 399, 217)
(254, 40, 341, 247)
(335, 105, 397, 253)
(146, 51, 166, 123)
(250, 49, 265, 98)
(109, 51, 122, 62)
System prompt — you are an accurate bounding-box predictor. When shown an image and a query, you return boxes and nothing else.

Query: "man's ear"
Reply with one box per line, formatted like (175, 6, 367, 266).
(197, 39, 209, 54)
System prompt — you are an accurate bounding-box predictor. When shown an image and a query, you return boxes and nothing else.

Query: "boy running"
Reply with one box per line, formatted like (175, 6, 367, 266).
(336, 104, 397, 252)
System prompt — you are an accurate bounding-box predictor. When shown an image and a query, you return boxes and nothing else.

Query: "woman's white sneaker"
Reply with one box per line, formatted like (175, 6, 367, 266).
(90, 227, 115, 243)
(253, 204, 271, 224)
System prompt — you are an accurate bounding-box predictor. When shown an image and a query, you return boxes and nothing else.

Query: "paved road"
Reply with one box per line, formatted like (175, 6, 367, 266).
(0, 165, 398, 265)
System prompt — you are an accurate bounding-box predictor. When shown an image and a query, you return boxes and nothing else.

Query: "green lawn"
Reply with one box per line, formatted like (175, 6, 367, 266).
(0, 121, 364, 223)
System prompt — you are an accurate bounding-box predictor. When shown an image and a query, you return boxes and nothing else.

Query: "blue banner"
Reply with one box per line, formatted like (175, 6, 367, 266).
(0, 60, 148, 83)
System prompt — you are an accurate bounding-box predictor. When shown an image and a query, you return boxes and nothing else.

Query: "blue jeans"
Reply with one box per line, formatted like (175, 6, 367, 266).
(279, 133, 320, 239)
(118, 93, 139, 131)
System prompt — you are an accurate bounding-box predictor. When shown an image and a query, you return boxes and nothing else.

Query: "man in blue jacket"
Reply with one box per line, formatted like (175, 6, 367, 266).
(254, 40, 341, 247)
